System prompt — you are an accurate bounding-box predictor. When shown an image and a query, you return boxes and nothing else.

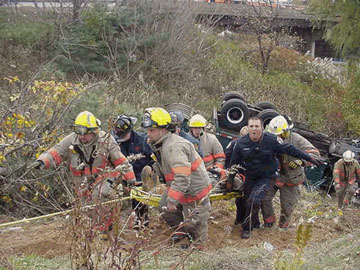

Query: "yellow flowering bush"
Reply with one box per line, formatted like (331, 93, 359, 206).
(0, 76, 85, 215)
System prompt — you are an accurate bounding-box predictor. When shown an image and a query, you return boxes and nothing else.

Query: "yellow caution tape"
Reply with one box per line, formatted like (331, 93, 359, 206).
(0, 196, 131, 229)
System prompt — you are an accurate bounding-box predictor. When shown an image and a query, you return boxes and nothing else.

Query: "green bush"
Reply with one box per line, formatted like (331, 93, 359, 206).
(0, 11, 54, 50)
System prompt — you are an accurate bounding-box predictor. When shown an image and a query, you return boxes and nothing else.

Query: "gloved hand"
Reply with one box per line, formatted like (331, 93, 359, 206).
(288, 159, 303, 169)
(309, 156, 323, 167)
(30, 160, 44, 170)
(125, 179, 136, 187)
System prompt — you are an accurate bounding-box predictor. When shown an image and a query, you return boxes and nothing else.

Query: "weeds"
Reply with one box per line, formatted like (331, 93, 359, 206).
(275, 223, 312, 270)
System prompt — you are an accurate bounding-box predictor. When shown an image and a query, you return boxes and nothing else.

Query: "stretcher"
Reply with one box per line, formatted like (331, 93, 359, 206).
(130, 187, 243, 207)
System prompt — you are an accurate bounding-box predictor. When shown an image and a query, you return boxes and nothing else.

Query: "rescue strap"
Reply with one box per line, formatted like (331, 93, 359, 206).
(0, 196, 131, 229)
(73, 144, 96, 173)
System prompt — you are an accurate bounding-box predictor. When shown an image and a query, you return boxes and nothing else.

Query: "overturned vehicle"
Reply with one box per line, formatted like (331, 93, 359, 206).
(212, 92, 360, 193)
(164, 94, 360, 193)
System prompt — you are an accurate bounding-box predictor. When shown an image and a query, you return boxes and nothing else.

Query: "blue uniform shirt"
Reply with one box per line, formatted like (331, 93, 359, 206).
(230, 132, 312, 179)
(112, 131, 153, 182)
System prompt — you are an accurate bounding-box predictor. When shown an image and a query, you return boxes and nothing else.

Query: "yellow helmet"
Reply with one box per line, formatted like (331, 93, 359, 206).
(73, 111, 100, 135)
(267, 115, 293, 136)
(141, 107, 171, 128)
(188, 114, 207, 128)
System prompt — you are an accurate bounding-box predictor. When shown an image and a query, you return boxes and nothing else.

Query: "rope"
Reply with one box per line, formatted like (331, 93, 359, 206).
(0, 196, 131, 229)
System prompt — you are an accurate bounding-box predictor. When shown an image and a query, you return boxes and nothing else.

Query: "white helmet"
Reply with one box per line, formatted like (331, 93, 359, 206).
(343, 150, 355, 162)
(267, 115, 293, 135)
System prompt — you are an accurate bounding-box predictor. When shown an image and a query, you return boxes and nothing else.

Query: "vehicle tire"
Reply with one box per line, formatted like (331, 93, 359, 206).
(254, 101, 277, 111)
(257, 109, 280, 129)
(220, 98, 249, 132)
(221, 91, 245, 102)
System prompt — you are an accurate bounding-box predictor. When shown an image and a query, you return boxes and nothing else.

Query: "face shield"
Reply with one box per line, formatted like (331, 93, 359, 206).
(141, 112, 156, 128)
(74, 125, 95, 135)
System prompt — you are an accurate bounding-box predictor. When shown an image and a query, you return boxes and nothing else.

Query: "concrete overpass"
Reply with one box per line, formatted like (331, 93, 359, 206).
(192, 2, 328, 57)
(2, 0, 330, 57)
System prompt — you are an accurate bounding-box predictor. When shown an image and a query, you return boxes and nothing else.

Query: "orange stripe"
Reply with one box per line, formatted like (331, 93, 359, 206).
(49, 149, 62, 165)
(191, 157, 202, 171)
(215, 163, 224, 169)
(333, 169, 341, 173)
(123, 171, 135, 181)
(70, 166, 103, 177)
(220, 169, 226, 179)
(167, 188, 185, 202)
(43, 158, 50, 169)
(285, 180, 304, 187)
(264, 215, 276, 223)
(334, 178, 340, 183)
(168, 184, 212, 204)
(203, 155, 214, 163)
(172, 166, 191, 176)
(165, 173, 174, 182)
(113, 156, 127, 167)
(305, 149, 320, 154)
(213, 152, 225, 159)
(70, 167, 82, 176)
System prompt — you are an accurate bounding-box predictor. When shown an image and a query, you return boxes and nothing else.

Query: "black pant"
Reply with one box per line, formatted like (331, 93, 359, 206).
(131, 199, 148, 220)
(242, 177, 272, 231)
(235, 196, 247, 224)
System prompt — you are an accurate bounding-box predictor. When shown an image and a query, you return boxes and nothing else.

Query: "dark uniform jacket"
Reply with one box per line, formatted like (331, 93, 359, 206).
(230, 132, 313, 179)
(225, 139, 238, 169)
(112, 131, 153, 182)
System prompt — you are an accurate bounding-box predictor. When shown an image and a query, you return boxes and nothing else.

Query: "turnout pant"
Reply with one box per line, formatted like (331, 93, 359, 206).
(159, 191, 211, 244)
(242, 176, 272, 232)
(261, 179, 300, 228)
(336, 182, 357, 208)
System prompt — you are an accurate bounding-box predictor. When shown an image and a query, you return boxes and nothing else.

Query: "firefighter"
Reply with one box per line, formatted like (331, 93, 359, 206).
(111, 114, 153, 230)
(230, 116, 322, 239)
(262, 115, 320, 229)
(188, 114, 226, 178)
(141, 107, 211, 248)
(168, 110, 204, 157)
(333, 150, 360, 208)
(32, 111, 136, 235)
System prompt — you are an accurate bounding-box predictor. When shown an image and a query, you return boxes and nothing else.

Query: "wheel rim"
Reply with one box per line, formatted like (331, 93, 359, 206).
(226, 107, 245, 125)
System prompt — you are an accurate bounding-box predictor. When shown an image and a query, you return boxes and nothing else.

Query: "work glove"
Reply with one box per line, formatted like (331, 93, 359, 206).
(309, 156, 323, 167)
(124, 179, 136, 187)
(30, 160, 44, 170)
(288, 159, 303, 169)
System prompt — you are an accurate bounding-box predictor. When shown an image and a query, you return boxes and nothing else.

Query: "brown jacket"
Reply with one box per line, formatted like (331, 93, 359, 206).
(333, 158, 360, 186)
(37, 130, 135, 189)
(199, 132, 225, 170)
(148, 132, 211, 205)
(278, 132, 320, 186)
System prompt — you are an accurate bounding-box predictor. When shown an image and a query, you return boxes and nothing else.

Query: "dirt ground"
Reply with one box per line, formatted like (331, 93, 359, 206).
(0, 198, 359, 260)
